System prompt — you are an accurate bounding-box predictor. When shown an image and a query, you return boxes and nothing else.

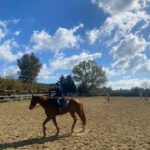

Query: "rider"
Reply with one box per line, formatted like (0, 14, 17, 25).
(54, 83, 64, 112)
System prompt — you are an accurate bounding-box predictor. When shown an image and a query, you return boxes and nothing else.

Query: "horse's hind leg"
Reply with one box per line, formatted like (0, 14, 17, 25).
(43, 117, 51, 137)
(70, 112, 77, 133)
(52, 117, 60, 136)
(76, 110, 86, 132)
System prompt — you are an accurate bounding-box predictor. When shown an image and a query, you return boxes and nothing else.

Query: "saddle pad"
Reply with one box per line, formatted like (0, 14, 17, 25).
(60, 98, 68, 109)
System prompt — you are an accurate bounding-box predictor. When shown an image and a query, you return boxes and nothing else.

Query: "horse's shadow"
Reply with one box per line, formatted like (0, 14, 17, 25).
(0, 133, 71, 150)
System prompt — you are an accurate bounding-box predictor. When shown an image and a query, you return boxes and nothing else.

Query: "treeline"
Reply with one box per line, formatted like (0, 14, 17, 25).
(57, 75, 76, 96)
(53, 74, 106, 96)
(54, 75, 150, 97)
(2, 53, 149, 97)
(1, 77, 150, 97)
(0, 77, 49, 92)
(108, 87, 150, 97)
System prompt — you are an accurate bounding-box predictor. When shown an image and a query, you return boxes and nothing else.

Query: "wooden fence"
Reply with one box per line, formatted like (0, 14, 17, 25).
(0, 90, 48, 102)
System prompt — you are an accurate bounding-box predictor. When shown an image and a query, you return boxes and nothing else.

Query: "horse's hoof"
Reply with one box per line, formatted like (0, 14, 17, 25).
(82, 127, 85, 132)
(55, 128, 60, 136)
(56, 131, 59, 136)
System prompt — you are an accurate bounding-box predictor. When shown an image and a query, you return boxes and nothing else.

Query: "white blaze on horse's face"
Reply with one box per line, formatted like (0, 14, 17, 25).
(29, 95, 37, 110)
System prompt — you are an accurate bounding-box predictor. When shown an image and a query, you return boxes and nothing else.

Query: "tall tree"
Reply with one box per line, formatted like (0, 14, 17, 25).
(72, 60, 107, 95)
(66, 75, 76, 94)
(58, 75, 67, 95)
(57, 74, 76, 95)
(17, 53, 42, 83)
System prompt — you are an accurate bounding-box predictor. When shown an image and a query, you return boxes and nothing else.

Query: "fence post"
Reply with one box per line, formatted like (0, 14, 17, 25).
(107, 93, 110, 102)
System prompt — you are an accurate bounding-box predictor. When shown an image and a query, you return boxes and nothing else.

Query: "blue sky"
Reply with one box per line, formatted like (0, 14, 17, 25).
(0, 0, 150, 89)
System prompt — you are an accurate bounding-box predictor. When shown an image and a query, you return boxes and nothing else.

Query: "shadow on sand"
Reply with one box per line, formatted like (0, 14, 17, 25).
(0, 133, 72, 149)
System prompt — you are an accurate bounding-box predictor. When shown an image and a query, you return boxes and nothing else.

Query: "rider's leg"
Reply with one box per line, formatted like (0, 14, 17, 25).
(57, 97, 62, 112)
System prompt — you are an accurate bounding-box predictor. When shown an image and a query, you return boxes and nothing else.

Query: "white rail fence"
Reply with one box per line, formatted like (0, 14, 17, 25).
(0, 90, 48, 102)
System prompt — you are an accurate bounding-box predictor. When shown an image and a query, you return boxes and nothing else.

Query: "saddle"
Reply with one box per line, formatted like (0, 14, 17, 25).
(60, 98, 68, 109)
(47, 97, 68, 111)
(59, 98, 68, 109)
(52, 97, 68, 111)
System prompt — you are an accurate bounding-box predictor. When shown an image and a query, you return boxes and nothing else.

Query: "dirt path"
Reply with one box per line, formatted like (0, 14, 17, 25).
(0, 97, 150, 150)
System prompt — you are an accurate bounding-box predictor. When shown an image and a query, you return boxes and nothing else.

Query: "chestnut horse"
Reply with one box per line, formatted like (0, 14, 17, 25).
(29, 95, 86, 137)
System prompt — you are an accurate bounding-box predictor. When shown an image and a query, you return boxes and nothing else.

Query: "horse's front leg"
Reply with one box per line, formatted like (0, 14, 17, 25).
(43, 117, 51, 137)
(52, 117, 60, 136)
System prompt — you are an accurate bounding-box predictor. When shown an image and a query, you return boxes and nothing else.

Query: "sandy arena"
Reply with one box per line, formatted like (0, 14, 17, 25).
(0, 97, 150, 150)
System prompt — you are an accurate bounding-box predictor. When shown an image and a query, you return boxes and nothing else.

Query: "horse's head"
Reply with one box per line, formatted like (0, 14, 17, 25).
(29, 94, 39, 110)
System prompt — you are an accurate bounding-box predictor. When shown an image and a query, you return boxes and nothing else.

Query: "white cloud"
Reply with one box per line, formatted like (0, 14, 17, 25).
(50, 51, 102, 71)
(38, 64, 52, 80)
(0, 19, 20, 40)
(14, 31, 20, 36)
(103, 67, 118, 77)
(111, 33, 148, 58)
(11, 19, 20, 24)
(0, 20, 7, 40)
(38, 64, 61, 83)
(110, 34, 150, 72)
(0, 29, 5, 40)
(31, 24, 83, 53)
(134, 59, 150, 72)
(0, 39, 22, 62)
(86, 28, 100, 44)
(88, 0, 150, 45)
(87, 10, 150, 45)
(37, 51, 102, 83)
(0, 65, 19, 78)
(88, 0, 150, 74)
(108, 78, 150, 90)
(0, 19, 25, 63)
(91, 0, 140, 15)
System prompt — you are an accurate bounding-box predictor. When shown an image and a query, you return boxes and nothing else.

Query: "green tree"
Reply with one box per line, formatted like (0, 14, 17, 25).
(72, 60, 107, 95)
(77, 82, 89, 95)
(58, 74, 76, 95)
(58, 75, 67, 95)
(17, 53, 42, 83)
(66, 75, 76, 94)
